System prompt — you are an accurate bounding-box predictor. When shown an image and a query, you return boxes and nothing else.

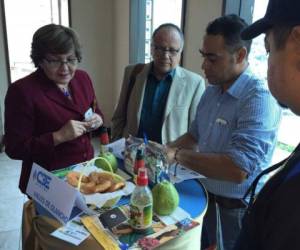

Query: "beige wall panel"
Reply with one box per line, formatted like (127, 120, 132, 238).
(183, 0, 223, 78)
(111, 0, 130, 123)
(71, 0, 130, 125)
(70, 0, 114, 124)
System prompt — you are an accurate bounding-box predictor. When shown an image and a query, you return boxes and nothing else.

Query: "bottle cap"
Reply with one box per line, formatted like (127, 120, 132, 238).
(134, 149, 145, 174)
(137, 167, 148, 186)
(136, 148, 144, 160)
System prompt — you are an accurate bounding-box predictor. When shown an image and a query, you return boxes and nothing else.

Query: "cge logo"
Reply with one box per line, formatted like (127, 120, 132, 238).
(34, 171, 52, 190)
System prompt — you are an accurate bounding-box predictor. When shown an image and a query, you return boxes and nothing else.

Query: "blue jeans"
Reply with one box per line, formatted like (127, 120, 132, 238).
(201, 195, 247, 250)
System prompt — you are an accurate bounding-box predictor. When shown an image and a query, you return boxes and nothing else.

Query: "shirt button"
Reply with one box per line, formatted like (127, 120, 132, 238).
(83, 153, 87, 158)
(81, 138, 85, 143)
(217, 103, 220, 106)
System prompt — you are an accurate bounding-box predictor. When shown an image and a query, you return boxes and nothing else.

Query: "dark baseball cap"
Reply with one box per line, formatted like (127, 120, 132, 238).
(241, 0, 300, 40)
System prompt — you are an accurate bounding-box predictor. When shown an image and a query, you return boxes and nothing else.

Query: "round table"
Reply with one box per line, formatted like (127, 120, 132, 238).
(23, 161, 208, 250)
(117, 178, 207, 220)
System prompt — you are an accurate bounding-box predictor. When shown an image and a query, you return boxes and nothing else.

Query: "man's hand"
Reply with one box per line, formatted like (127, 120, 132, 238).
(53, 120, 89, 146)
(165, 146, 177, 165)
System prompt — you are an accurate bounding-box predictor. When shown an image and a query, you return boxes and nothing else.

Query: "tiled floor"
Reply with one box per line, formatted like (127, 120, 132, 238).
(0, 138, 101, 250)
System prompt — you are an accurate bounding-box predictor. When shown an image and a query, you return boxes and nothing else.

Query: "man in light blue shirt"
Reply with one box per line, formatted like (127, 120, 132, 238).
(166, 15, 281, 250)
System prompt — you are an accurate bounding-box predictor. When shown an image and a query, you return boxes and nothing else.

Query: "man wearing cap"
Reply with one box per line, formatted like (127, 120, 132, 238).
(166, 14, 281, 250)
(234, 0, 300, 249)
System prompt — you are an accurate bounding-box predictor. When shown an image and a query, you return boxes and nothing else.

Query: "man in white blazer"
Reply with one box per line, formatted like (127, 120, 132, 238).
(111, 23, 205, 144)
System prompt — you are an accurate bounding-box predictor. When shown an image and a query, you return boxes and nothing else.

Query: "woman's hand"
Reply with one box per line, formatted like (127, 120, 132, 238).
(84, 113, 103, 131)
(52, 120, 89, 146)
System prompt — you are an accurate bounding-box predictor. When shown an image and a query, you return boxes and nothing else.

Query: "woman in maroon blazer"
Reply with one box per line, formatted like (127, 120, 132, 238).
(4, 24, 104, 194)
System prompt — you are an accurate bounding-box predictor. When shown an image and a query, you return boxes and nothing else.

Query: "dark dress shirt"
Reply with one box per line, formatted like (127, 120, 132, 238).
(138, 68, 174, 143)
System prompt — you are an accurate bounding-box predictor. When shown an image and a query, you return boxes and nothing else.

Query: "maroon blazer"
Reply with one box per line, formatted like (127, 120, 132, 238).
(4, 69, 104, 194)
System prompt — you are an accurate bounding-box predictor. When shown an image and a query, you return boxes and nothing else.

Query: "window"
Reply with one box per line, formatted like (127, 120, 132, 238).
(144, 0, 183, 63)
(223, 0, 300, 164)
(3, 0, 69, 82)
(248, 0, 300, 164)
(129, 0, 184, 64)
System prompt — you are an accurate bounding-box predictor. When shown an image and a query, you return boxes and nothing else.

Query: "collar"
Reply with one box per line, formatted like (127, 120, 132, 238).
(225, 67, 252, 99)
(36, 68, 74, 90)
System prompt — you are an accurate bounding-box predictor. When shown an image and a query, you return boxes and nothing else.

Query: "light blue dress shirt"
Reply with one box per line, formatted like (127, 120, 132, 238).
(190, 68, 282, 199)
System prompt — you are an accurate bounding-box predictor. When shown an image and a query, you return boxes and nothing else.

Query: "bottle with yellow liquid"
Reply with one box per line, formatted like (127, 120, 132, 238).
(129, 167, 153, 233)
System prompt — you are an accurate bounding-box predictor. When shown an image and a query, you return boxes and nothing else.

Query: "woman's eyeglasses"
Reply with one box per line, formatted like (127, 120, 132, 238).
(44, 58, 78, 68)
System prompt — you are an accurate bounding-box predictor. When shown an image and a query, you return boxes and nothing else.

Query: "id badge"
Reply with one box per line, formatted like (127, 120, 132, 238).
(84, 107, 93, 121)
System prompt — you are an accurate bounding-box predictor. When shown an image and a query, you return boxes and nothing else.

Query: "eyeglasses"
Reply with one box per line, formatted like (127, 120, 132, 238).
(152, 45, 181, 57)
(44, 58, 78, 68)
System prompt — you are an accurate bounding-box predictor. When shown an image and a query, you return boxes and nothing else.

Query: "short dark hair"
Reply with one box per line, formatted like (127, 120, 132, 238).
(152, 23, 184, 48)
(30, 24, 82, 67)
(206, 14, 252, 55)
(272, 23, 294, 50)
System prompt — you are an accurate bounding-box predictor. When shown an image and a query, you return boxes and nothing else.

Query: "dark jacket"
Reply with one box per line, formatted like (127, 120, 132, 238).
(234, 144, 300, 250)
(4, 69, 103, 193)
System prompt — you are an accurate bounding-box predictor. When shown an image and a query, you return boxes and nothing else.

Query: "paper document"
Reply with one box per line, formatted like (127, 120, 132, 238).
(51, 214, 90, 245)
(107, 138, 125, 159)
(168, 163, 206, 183)
(157, 206, 191, 226)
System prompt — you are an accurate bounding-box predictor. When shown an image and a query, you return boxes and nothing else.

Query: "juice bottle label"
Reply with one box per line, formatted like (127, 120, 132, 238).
(129, 203, 152, 230)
